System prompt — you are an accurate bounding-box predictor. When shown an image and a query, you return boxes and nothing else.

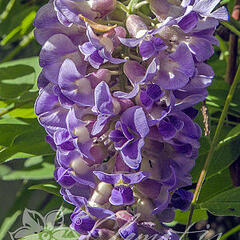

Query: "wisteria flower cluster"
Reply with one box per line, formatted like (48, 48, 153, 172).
(34, 0, 228, 239)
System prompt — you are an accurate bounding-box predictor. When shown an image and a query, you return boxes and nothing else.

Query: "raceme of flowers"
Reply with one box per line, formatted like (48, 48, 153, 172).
(34, 0, 228, 239)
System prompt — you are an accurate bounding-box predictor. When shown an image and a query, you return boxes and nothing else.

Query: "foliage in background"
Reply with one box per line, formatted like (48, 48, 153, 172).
(0, 0, 240, 239)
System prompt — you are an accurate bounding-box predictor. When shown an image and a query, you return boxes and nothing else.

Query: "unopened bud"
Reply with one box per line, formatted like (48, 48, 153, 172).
(90, 0, 116, 17)
(126, 14, 148, 38)
(70, 157, 91, 175)
(89, 182, 113, 206)
(136, 197, 155, 221)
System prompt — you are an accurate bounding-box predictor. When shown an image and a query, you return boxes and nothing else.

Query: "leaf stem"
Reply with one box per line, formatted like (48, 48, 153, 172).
(0, 100, 33, 118)
(116, 1, 129, 14)
(1, 31, 34, 63)
(135, 1, 149, 9)
(184, 64, 240, 238)
(136, 10, 157, 24)
(127, 0, 138, 13)
(221, 21, 240, 37)
(219, 224, 240, 240)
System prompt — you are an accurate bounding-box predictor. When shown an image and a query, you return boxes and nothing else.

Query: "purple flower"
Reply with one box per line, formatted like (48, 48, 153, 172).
(113, 60, 157, 99)
(109, 106, 149, 169)
(34, 0, 228, 237)
(39, 34, 87, 83)
(94, 171, 150, 206)
(54, 167, 76, 188)
(79, 25, 126, 69)
(171, 188, 193, 211)
(58, 59, 95, 106)
(91, 81, 120, 135)
(177, 0, 228, 32)
(34, 1, 87, 45)
(70, 208, 95, 235)
(54, 0, 97, 27)
(155, 42, 195, 90)
(35, 83, 69, 136)
(139, 37, 167, 61)
(90, 0, 116, 17)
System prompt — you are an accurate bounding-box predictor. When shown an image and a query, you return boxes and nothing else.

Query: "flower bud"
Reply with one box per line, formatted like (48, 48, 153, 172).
(90, 69, 112, 88)
(70, 157, 92, 175)
(126, 15, 148, 38)
(103, 26, 127, 47)
(89, 182, 113, 206)
(73, 125, 90, 143)
(75, 77, 92, 95)
(90, 0, 116, 17)
(90, 144, 108, 164)
(150, 0, 182, 20)
(136, 197, 155, 221)
(54, 167, 76, 188)
(116, 210, 134, 227)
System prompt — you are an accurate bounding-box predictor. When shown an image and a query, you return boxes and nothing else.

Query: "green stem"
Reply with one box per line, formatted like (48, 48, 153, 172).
(136, 10, 157, 24)
(0, 0, 15, 23)
(0, 100, 33, 118)
(1, 31, 34, 63)
(221, 21, 240, 37)
(135, 1, 149, 9)
(211, 117, 238, 125)
(219, 224, 240, 240)
(116, 1, 129, 14)
(184, 64, 240, 238)
(128, 0, 139, 14)
(98, 19, 124, 26)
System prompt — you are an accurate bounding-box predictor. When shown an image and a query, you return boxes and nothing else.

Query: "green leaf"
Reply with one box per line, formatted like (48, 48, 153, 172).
(191, 134, 240, 182)
(0, 57, 40, 100)
(8, 101, 36, 118)
(200, 187, 240, 216)
(0, 123, 53, 163)
(0, 182, 32, 240)
(29, 182, 61, 197)
(0, 123, 31, 147)
(24, 155, 45, 167)
(0, 64, 35, 99)
(0, 57, 41, 90)
(198, 169, 233, 203)
(2, 162, 54, 180)
(0, 164, 11, 177)
(218, 124, 240, 147)
(174, 209, 208, 225)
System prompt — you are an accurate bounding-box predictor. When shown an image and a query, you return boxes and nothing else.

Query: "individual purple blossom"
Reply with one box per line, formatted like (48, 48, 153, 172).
(93, 171, 150, 206)
(35, 83, 69, 136)
(113, 60, 157, 99)
(70, 208, 95, 235)
(91, 81, 120, 135)
(33, 1, 87, 45)
(109, 106, 149, 169)
(171, 188, 193, 211)
(54, 166, 76, 188)
(58, 59, 94, 106)
(39, 33, 87, 83)
(139, 36, 167, 61)
(177, 0, 228, 33)
(54, 0, 97, 27)
(79, 25, 126, 69)
(89, 0, 116, 17)
(154, 42, 195, 90)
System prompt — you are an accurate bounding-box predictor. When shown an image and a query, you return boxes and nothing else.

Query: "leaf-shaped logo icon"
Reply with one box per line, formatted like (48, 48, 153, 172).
(44, 210, 64, 229)
(52, 227, 80, 240)
(22, 209, 44, 233)
(9, 208, 76, 240)
(9, 226, 39, 240)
